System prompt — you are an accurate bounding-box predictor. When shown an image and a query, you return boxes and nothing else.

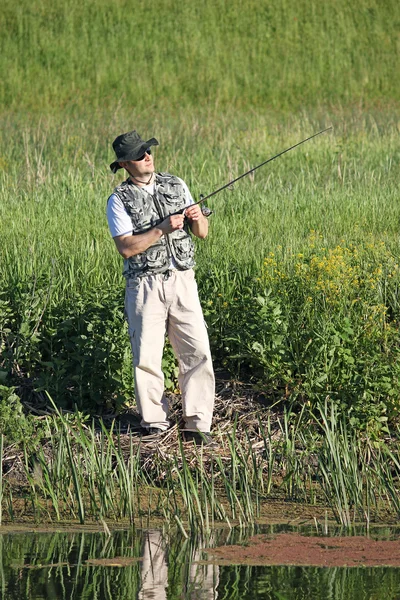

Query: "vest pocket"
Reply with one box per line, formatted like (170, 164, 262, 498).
(146, 243, 170, 270)
(171, 236, 195, 263)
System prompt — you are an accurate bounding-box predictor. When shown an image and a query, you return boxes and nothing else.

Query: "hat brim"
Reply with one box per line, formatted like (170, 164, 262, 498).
(110, 138, 159, 173)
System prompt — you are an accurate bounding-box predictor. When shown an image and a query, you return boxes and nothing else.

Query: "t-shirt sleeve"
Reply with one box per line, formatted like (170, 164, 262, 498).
(106, 194, 133, 238)
(177, 177, 195, 206)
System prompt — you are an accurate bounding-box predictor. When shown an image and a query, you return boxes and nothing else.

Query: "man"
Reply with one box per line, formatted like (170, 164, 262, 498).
(107, 130, 215, 444)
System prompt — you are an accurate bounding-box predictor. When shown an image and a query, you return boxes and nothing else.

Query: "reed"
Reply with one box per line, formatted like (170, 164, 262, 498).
(0, 434, 3, 525)
(376, 446, 400, 518)
(2, 403, 400, 529)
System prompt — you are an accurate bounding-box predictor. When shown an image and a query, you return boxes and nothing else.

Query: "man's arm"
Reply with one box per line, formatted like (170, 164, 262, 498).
(184, 204, 209, 239)
(113, 214, 186, 258)
(177, 178, 209, 239)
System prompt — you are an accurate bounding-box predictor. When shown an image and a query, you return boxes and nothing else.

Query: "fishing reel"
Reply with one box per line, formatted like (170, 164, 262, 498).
(199, 194, 213, 217)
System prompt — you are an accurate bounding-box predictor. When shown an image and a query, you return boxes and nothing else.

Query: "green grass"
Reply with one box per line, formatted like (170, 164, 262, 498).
(1, 110, 400, 426)
(1, 0, 399, 112)
(1, 0, 400, 531)
(1, 0, 400, 425)
(1, 110, 399, 280)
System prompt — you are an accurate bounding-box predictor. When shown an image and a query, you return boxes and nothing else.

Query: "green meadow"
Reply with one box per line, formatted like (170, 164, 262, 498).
(2, 110, 400, 426)
(1, 0, 400, 424)
(1, 0, 399, 112)
(1, 0, 400, 526)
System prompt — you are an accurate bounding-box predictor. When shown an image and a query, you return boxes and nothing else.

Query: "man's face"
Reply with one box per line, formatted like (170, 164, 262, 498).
(120, 150, 154, 180)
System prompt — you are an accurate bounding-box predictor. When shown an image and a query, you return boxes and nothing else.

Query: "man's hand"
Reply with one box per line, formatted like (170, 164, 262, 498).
(158, 214, 185, 235)
(185, 204, 209, 239)
(114, 214, 184, 258)
(184, 204, 202, 221)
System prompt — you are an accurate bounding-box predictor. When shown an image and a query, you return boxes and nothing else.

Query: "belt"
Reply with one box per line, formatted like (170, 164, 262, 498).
(163, 269, 174, 281)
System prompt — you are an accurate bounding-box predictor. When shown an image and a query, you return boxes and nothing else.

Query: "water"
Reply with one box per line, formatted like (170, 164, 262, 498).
(1, 525, 400, 599)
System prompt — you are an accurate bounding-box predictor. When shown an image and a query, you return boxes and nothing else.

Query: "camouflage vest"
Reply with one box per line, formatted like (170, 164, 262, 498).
(112, 173, 195, 280)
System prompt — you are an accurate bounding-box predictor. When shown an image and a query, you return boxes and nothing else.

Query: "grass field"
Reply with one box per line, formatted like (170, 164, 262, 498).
(1, 0, 400, 529)
(1, 110, 400, 428)
(1, 0, 400, 431)
(1, 0, 399, 112)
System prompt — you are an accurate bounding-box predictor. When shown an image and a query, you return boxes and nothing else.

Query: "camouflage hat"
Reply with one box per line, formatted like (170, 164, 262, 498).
(110, 130, 159, 173)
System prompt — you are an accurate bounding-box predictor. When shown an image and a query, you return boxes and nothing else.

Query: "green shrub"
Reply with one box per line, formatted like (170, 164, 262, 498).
(0, 385, 35, 444)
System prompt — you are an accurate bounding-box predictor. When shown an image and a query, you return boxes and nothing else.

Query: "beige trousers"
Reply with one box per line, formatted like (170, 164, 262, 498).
(125, 269, 215, 432)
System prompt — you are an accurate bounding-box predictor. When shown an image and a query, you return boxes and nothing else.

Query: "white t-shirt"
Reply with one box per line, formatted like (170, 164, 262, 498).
(106, 177, 194, 238)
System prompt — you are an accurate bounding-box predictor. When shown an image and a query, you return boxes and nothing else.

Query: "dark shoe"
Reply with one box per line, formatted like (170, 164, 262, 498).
(182, 431, 214, 446)
(140, 427, 165, 440)
(145, 427, 164, 435)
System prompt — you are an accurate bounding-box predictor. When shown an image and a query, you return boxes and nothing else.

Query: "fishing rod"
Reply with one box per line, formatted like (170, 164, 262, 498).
(193, 126, 332, 208)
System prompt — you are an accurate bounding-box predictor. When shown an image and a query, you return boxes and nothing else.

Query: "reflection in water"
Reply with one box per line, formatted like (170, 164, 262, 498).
(1, 525, 400, 599)
(139, 530, 218, 599)
(0, 527, 220, 600)
(140, 530, 167, 599)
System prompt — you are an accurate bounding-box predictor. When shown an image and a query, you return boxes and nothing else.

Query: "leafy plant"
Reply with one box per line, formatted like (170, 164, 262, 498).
(0, 385, 35, 444)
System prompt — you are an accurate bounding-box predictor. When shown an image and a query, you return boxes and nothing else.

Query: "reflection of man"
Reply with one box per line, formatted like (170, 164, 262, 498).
(107, 130, 215, 445)
(138, 530, 219, 599)
(139, 531, 168, 600)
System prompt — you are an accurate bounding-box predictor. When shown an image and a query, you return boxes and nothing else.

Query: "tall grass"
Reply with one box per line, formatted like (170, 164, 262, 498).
(1, 0, 399, 535)
(1, 0, 399, 112)
(1, 112, 399, 285)
(0, 435, 3, 525)
(1, 112, 400, 422)
(1, 404, 400, 528)
(313, 402, 366, 526)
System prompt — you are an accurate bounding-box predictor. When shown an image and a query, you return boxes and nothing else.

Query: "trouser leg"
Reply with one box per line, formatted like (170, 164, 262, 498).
(166, 270, 215, 432)
(125, 277, 169, 430)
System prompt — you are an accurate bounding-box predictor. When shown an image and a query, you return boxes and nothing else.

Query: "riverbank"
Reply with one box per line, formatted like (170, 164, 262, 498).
(2, 379, 400, 529)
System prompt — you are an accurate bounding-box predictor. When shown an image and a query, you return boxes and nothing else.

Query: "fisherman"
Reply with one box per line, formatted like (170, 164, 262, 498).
(107, 130, 215, 445)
